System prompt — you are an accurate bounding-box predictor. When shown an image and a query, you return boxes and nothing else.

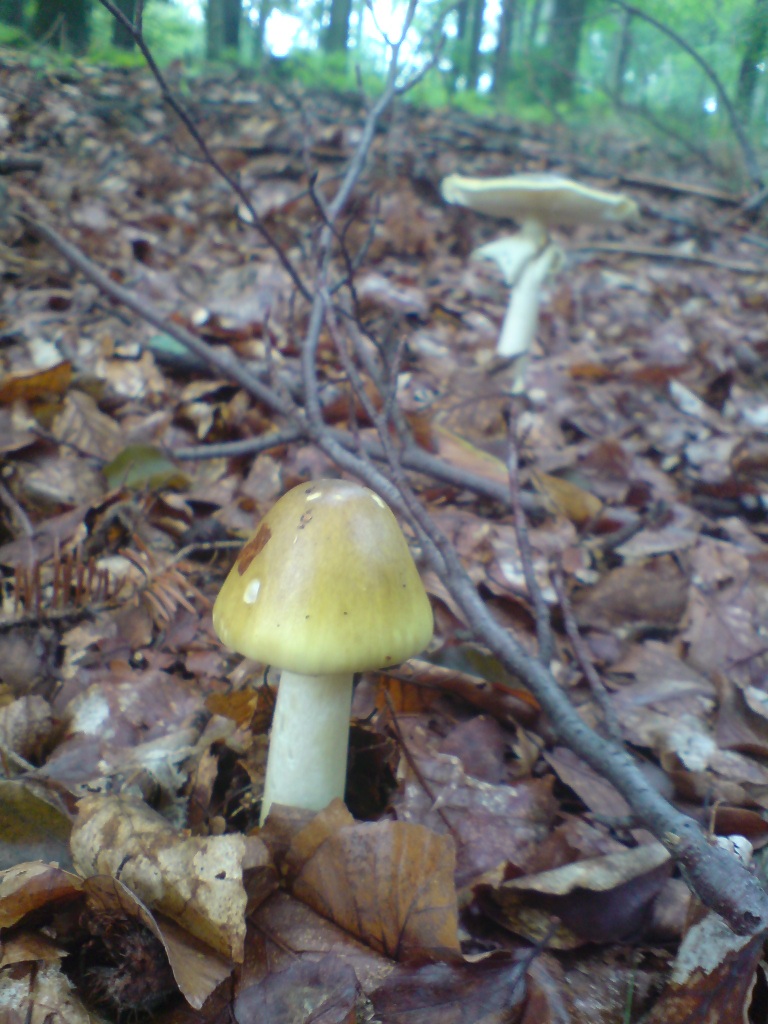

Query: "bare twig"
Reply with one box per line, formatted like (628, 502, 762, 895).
(552, 569, 624, 744)
(506, 426, 555, 665)
(580, 240, 762, 274)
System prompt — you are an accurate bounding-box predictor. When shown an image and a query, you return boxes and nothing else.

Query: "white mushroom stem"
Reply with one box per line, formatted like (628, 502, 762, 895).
(472, 223, 548, 288)
(497, 241, 563, 362)
(259, 670, 353, 825)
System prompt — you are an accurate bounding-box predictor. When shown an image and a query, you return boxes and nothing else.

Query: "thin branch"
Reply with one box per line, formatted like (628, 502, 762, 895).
(580, 240, 762, 274)
(552, 569, 624, 744)
(174, 428, 304, 461)
(506, 428, 555, 665)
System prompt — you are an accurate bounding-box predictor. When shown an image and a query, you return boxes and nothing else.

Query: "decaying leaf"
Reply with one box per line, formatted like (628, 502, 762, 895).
(234, 954, 360, 1024)
(395, 750, 557, 888)
(0, 930, 68, 970)
(249, 889, 396, 994)
(0, 363, 73, 405)
(0, 785, 73, 871)
(70, 794, 260, 961)
(572, 556, 690, 634)
(369, 952, 528, 1024)
(0, 861, 83, 928)
(289, 812, 461, 962)
(82, 874, 232, 1011)
(487, 842, 671, 947)
(0, 962, 92, 1024)
(642, 910, 762, 1023)
(531, 469, 603, 526)
(0, 696, 53, 763)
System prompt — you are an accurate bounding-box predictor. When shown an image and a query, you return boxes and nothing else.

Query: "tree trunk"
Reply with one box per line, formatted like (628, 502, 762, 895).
(323, 0, 353, 53)
(737, 0, 768, 118)
(111, 0, 135, 50)
(206, 0, 224, 59)
(252, 0, 272, 62)
(544, 0, 587, 102)
(223, 0, 240, 50)
(0, 0, 24, 27)
(446, 0, 469, 90)
(465, 0, 486, 90)
(611, 6, 632, 104)
(451, 0, 484, 89)
(527, 0, 545, 47)
(492, 0, 516, 95)
(32, 0, 90, 53)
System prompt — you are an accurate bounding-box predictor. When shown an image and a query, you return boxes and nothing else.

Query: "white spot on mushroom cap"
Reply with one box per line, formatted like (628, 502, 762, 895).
(371, 493, 386, 508)
(306, 490, 322, 502)
(244, 579, 261, 604)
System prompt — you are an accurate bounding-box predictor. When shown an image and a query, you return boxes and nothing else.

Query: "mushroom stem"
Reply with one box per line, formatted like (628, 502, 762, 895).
(497, 242, 563, 361)
(260, 670, 354, 824)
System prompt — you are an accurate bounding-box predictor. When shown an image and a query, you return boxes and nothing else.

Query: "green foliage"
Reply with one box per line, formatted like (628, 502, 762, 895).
(89, 0, 202, 67)
(0, 1, 202, 66)
(0, 20, 26, 44)
(266, 47, 385, 95)
(404, 68, 452, 107)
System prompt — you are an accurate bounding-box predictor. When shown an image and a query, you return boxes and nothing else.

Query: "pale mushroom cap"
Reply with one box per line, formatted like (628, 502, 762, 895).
(213, 479, 434, 674)
(441, 173, 639, 228)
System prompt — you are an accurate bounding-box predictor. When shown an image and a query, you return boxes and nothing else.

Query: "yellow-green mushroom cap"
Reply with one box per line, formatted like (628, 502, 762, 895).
(213, 479, 433, 675)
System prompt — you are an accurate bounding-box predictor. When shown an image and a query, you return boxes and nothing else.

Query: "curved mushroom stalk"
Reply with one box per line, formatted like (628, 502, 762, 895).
(474, 235, 563, 392)
(472, 221, 549, 288)
(260, 670, 353, 824)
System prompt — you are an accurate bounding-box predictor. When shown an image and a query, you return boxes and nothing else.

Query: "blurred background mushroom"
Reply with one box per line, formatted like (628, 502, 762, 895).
(441, 172, 639, 392)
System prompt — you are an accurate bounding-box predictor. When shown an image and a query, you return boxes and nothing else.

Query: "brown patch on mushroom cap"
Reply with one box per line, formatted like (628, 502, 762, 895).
(237, 523, 271, 575)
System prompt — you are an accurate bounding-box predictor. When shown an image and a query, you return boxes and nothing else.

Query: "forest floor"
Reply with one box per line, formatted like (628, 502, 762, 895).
(2, 49, 768, 1023)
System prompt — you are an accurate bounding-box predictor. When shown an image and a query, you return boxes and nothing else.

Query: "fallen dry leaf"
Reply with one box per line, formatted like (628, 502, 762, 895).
(0, 695, 52, 762)
(642, 909, 762, 1023)
(0, 962, 92, 1024)
(248, 889, 396, 994)
(0, 784, 73, 871)
(394, 749, 556, 888)
(487, 841, 671, 947)
(291, 818, 461, 961)
(369, 952, 528, 1024)
(82, 874, 232, 1010)
(70, 794, 257, 961)
(0, 362, 73, 405)
(234, 954, 360, 1024)
(531, 469, 603, 526)
(0, 861, 82, 929)
(572, 556, 690, 634)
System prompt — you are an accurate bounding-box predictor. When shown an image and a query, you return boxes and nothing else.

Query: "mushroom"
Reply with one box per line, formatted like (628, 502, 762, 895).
(441, 172, 638, 391)
(440, 173, 639, 228)
(213, 478, 433, 823)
